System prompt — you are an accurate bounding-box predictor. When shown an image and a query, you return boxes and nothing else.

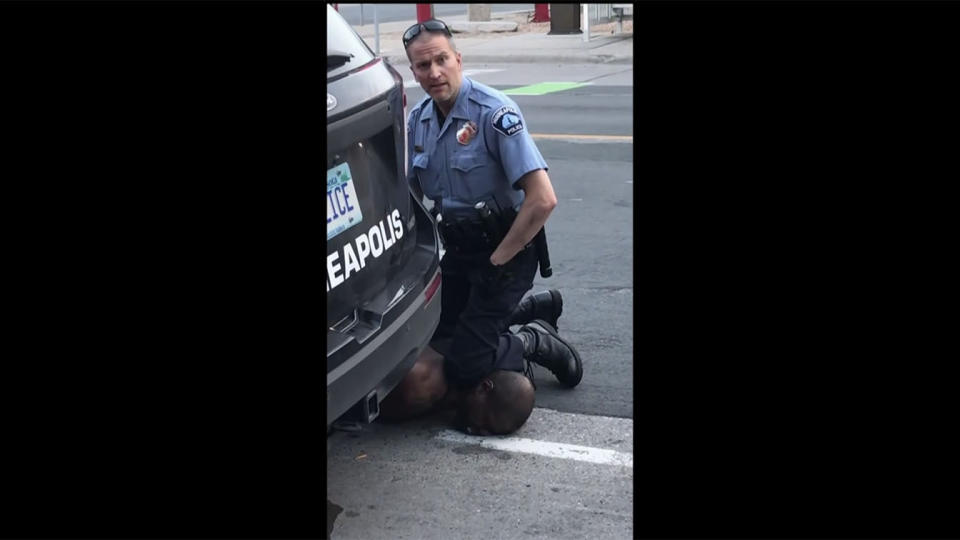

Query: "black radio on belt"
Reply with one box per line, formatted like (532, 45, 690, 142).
(473, 200, 505, 251)
(438, 212, 492, 254)
(437, 198, 506, 253)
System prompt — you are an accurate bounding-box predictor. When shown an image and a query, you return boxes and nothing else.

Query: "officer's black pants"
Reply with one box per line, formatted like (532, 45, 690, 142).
(431, 244, 539, 388)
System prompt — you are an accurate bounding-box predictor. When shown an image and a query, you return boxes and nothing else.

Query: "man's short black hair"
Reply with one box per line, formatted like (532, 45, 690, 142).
(484, 370, 535, 435)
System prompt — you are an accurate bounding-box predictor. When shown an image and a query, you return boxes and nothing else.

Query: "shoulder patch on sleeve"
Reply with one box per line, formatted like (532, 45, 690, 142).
(491, 106, 524, 137)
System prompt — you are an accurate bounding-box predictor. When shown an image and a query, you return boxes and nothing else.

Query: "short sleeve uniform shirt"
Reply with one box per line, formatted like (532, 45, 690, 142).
(406, 76, 548, 214)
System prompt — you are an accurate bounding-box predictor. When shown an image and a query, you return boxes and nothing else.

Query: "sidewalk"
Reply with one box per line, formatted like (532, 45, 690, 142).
(350, 10, 633, 67)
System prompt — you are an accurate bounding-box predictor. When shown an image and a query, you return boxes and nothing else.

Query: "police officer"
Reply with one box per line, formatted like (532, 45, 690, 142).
(400, 18, 582, 419)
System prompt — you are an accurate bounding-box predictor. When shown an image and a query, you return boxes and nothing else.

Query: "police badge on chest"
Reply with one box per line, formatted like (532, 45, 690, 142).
(456, 121, 478, 145)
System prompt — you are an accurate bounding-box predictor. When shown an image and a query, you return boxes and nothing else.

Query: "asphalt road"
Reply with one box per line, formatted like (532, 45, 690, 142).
(336, 3, 535, 26)
(328, 63, 634, 539)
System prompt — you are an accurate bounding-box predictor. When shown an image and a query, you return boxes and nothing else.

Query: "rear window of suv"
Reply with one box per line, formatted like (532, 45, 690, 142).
(327, 5, 376, 80)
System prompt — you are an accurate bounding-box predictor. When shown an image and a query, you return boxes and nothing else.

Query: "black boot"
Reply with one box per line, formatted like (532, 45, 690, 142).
(516, 319, 582, 388)
(508, 289, 563, 329)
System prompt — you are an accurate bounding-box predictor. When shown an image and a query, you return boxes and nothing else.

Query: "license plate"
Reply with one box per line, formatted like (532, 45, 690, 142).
(327, 162, 363, 240)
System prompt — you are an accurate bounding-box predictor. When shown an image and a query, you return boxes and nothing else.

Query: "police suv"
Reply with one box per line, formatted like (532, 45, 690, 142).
(327, 4, 441, 431)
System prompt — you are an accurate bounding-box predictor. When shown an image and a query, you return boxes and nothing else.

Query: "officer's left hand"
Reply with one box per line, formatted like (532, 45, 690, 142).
(482, 258, 515, 287)
(489, 251, 513, 266)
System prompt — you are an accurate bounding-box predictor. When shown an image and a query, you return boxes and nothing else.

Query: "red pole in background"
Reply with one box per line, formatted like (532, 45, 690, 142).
(533, 4, 550, 23)
(416, 4, 433, 23)
(332, 4, 338, 11)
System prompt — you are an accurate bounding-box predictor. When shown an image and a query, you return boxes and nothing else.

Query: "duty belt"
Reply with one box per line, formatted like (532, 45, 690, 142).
(438, 215, 500, 254)
(437, 199, 551, 277)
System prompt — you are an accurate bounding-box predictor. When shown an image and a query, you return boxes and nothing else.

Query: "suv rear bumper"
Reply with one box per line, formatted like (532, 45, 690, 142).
(327, 194, 442, 429)
(327, 269, 440, 428)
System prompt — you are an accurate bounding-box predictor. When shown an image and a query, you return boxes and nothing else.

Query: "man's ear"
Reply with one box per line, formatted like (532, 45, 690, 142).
(477, 378, 494, 394)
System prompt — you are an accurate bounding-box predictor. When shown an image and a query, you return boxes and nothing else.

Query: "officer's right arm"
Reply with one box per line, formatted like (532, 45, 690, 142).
(483, 103, 555, 266)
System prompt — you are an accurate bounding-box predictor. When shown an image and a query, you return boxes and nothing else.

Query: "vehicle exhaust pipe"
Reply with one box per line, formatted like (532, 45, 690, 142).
(362, 389, 379, 423)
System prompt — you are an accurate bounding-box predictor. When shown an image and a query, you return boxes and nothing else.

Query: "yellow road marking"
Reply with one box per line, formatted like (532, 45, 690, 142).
(531, 133, 633, 143)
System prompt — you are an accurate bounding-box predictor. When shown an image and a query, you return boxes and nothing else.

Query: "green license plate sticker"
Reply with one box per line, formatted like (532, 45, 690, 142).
(327, 162, 363, 240)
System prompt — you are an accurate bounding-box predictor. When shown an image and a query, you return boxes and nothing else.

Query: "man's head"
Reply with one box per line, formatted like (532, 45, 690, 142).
(404, 19, 463, 112)
(456, 370, 535, 436)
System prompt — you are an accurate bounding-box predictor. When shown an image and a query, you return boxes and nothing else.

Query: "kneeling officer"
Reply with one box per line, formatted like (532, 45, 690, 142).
(384, 19, 583, 435)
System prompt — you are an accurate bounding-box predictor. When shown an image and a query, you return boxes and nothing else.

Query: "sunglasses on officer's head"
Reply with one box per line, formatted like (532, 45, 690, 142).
(402, 19, 452, 49)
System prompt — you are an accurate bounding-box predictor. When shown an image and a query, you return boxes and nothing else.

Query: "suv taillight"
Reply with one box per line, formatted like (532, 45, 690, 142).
(424, 270, 441, 306)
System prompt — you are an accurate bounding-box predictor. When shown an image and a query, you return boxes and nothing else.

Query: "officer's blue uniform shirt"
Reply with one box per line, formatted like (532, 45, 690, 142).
(406, 76, 548, 215)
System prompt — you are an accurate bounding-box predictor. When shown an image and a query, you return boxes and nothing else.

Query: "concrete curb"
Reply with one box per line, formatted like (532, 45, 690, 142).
(371, 21, 633, 68)
(449, 21, 519, 33)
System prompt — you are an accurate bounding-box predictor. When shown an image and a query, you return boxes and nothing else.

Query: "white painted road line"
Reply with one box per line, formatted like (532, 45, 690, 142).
(436, 429, 634, 468)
